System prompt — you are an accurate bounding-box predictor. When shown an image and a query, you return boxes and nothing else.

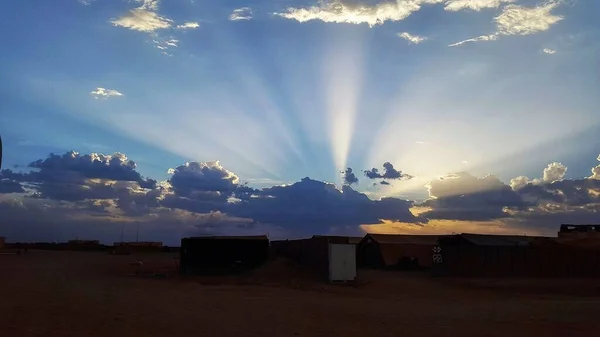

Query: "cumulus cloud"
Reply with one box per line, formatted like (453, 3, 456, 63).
(591, 155, 600, 180)
(510, 175, 530, 190)
(421, 172, 525, 220)
(274, 0, 446, 27)
(543, 162, 567, 183)
(341, 167, 359, 185)
(5, 151, 156, 205)
(364, 162, 413, 180)
(228, 178, 418, 234)
(444, 0, 514, 12)
(176, 22, 200, 29)
(90, 87, 123, 99)
(4, 150, 599, 242)
(543, 48, 556, 54)
(168, 161, 240, 198)
(229, 7, 253, 21)
(111, 0, 173, 32)
(450, 1, 565, 46)
(398, 32, 427, 44)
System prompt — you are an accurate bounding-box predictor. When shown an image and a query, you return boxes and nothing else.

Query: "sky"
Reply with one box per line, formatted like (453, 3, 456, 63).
(0, 0, 599, 245)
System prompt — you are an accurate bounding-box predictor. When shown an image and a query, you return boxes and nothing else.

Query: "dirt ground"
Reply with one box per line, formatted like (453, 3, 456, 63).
(1, 251, 600, 337)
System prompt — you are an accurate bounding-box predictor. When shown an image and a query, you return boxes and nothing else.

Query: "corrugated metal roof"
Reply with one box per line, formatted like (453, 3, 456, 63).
(458, 233, 547, 247)
(366, 234, 445, 245)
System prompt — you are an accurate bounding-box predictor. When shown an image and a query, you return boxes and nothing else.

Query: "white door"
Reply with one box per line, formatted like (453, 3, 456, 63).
(329, 244, 357, 281)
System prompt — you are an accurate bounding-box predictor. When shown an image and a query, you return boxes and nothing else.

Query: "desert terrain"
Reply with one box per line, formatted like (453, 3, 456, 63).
(1, 250, 599, 337)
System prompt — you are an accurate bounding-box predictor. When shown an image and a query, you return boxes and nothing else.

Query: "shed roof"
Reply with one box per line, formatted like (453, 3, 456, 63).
(458, 233, 547, 247)
(365, 234, 445, 245)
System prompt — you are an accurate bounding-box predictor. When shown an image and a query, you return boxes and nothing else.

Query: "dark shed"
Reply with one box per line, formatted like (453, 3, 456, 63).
(179, 235, 269, 275)
(357, 234, 446, 270)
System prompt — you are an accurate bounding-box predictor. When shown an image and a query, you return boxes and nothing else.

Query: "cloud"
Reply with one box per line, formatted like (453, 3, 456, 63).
(0, 175, 25, 194)
(176, 22, 200, 29)
(228, 178, 419, 234)
(495, 1, 564, 36)
(364, 162, 413, 180)
(168, 161, 241, 198)
(111, 0, 173, 32)
(77, 0, 95, 5)
(444, 0, 515, 12)
(449, 1, 565, 46)
(90, 87, 123, 99)
(591, 155, 600, 180)
(3, 149, 600, 242)
(274, 0, 445, 27)
(421, 172, 525, 220)
(449, 34, 498, 47)
(229, 7, 253, 21)
(398, 32, 427, 44)
(542, 162, 567, 183)
(5, 152, 156, 205)
(341, 167, 359, 185)
(543, 48, 556, 54)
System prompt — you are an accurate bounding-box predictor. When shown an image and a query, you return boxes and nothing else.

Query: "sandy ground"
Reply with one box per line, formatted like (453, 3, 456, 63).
(1, 250, 600, 337)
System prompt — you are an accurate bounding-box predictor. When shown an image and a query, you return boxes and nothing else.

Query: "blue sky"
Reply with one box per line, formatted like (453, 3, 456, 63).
(0, 0, 599, 244)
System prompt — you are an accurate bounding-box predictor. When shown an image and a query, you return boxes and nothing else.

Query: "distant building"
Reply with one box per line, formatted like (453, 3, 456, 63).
(179, 236, 269, 275)
(311, 235, 362, 244)
(439, 233, 546, 247)
(558, 224, 600, 240)
(357, 234, 447, 270)
(68, 240, 100, 246)
(436, 232, 600, 278)
(67, 239, 101, 251)
(113, 241, 163, 248)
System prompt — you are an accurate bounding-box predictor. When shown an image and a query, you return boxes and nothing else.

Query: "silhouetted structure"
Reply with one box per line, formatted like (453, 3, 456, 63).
(179, 236, 269, 275)
(0, 237, 5, 250)
(311, 235, 362, 244)
(271, 236, 361, 281)
(357, 234, 446, 270)
(113, 241, 163, 251)
(436, 233, 600, 277)
(68, 240, 101, 251)
(558, 224, 600, 239)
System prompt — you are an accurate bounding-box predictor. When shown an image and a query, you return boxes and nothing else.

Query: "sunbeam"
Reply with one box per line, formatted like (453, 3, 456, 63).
(323, 27, 367, 181)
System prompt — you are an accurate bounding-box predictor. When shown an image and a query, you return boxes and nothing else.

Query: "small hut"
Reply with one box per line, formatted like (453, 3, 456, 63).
(357, 234, 446, 270)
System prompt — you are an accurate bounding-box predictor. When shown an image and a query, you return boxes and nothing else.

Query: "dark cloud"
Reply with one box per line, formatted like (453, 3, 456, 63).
(421, 172, 525, 221)
(364, 162, 413, 180)
(0, 177, 25, 193)
(168, 161, 239, 198)
(341, 167, 359, 185)
(3, 151, 156, 202)
(3, 149, 599, 242)
(28, 151, 155, 187)
(227, 177, 418, 235)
